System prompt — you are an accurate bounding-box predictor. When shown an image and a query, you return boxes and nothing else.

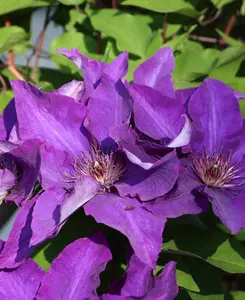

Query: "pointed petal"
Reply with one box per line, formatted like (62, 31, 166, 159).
(115, 151, 180, 201)
(189, 78, 243, 153)
(103, 51, 129, 82)
(127, 83, 184, 140)
(11, 80, 89, 155)
(85, 77, 132, 147)
(0, 259, 44, 300)
(145, 261, 178, 300)
(30, 187, 66, 246)
(134, 47, 175, 98)
(206, 188, 245, 234)
(84, 194, 165, 268)
(57, 49, 106, 103)
(0, 99, 17, 141)
(37, 233, 112, 300)
(145, 168, 206, 218)
(111, 253, 152, 297)
(0, 199, 36, 268)
(39, 144, 73, 189)
(57, 48, 86, 70)
(55, 80, 84, 102)
(60, 176, 101, 223)
(234, 90, 245, 100)
(0, 188, 65, 268)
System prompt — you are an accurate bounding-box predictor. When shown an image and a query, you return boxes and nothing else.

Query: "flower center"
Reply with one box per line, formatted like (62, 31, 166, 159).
(192, 149, 243, 188)
(63, 145, 125, 190)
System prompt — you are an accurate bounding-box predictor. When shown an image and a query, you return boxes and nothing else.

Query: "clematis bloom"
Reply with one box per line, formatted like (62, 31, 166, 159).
(1, 74, 179, 269)
(180, 78, 245, 234)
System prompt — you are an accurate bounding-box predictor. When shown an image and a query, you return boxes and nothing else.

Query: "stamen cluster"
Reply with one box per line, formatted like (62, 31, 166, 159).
(63, 145, 125, 190)
(193, 149, 242, 188)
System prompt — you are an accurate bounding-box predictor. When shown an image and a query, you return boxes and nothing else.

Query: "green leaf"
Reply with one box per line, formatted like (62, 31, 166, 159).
(216, 29, 243, 47)
(159, 249, 223, 294)
(122, 0, 200, 18)
(211, 0, 235, 9)
(0, 26, 28, 54)
(225, 291, 245, 300)
(0, 90, 13, 113)
(50, 32, 97, 73)
(173, 41, 220, 85)
(57, 0, 85, 5)
(146, 30, 162, 57)
(209, 46, 245, 82)
(188, 291, 224, 300)
(65, 8, 87, 32)
(0, 0, 52, 15)
(88, 9, 152, 58)
(162, 224, 245, 273)
(241, 0, 245, 15)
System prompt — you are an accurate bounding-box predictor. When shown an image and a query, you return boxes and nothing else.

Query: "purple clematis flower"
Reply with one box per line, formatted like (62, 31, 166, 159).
(1, 74, 181, 269)
(55, 49, 128, 103)
(0, 233, 178, 300)
(178, 78, 245, 234)
(0, 139, 41, 206)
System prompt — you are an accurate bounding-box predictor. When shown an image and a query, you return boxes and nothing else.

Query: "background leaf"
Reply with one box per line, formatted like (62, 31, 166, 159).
(88, 9, 152, 58)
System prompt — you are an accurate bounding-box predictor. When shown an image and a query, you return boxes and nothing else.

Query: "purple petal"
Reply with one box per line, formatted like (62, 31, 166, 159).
(0, 259, 44, 300)
(30, 187, 66, 246)
(55, 80, 85, 102)
(0, 169, 16, 203)
(145, 167, 205, 218)
(30, 178, 100, 248)
(206, 187, 245, 234)
(115, 151, 180, 201)
(234, 90, 245, 100)
(0, 188, 65, 268)
(111, 253, 153, 297)
(0, 140, 18, 153)
(84, 194, 165, 268)
(0, 99, 17, 141)
(127, 83, 184, 141)
(57, 49, 129, 105)
(93, 296, 126, 300)
(37, 233, 112, 300)
(85, 77, 132, 146)
(134, 47, 175, 98)
(188, 78, 243, 153)
(5, 139, 42, 205)
(11, 80, 89, 155)
(175, 87, 197, 106)
(0, 199, 36, 268)
(57, 49, 106, 103)
(39, 144, 73, 189)
(60, 176, 101, 224)
(103, 51, 129, 82)
(167, 115, 191, 148)
(57, 48, 86, 70)
(111, 124, 170, 170)
(145, 261, 178, 300)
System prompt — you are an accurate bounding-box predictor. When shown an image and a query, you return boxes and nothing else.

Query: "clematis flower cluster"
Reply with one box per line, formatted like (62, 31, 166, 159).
(0, 45, 245, 298)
